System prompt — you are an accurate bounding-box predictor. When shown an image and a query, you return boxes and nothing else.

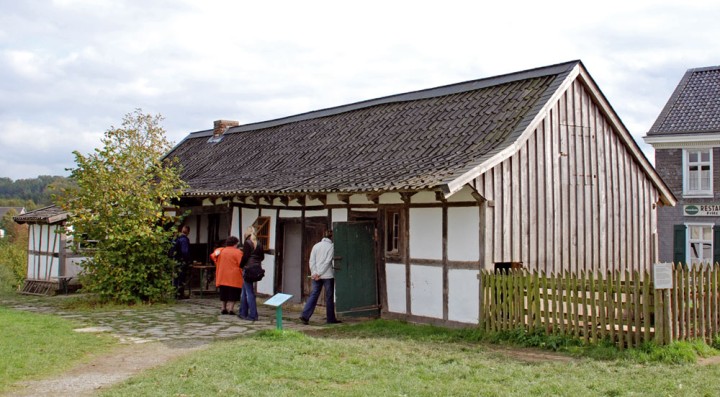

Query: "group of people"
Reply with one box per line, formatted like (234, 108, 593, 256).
(170, 224, 340, 325)
(210, 226, 264, 321)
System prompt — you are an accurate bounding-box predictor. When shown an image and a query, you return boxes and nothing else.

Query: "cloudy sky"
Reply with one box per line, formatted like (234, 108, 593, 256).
(1, 0, 718, 180)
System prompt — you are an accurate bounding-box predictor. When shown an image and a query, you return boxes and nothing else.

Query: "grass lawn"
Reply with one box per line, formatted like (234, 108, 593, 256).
(0, 306, 117, 393)
(101, 322, 720, 397)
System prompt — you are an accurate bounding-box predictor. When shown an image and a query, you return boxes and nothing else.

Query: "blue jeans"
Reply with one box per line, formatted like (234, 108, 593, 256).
(239, 280, 257, 320)
(301, 278, 337, 322)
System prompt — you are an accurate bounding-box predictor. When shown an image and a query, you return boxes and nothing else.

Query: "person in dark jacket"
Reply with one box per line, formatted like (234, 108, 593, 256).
(239, 226, 264, 321)
(170, 225, 191, 299)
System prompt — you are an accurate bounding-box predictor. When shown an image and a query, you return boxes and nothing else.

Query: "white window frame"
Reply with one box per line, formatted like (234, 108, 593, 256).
(685, 222, 714, 268)
(683, 148, 713, 197)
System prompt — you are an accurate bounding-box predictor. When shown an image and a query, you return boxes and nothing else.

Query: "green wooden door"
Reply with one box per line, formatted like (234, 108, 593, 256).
(333, 221, 379, 317)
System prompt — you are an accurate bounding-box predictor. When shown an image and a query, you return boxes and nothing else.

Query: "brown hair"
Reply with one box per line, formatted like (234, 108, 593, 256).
(225, 236, 240, 247)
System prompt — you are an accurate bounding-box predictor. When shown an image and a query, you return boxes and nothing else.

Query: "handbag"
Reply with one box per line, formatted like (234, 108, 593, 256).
(244, 264, 265, 282)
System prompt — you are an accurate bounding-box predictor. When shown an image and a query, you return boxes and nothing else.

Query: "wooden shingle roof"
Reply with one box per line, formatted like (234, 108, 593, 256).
(167, 61, 578, 197)
(647, 65, 720, 136)
(13, 205, 68, 224)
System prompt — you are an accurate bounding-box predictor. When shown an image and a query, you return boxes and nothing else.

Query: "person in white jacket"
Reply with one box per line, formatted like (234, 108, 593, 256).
(299, 230, 342, 324)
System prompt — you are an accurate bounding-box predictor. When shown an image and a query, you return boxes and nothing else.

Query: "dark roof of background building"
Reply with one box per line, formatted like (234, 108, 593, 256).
(168, 61, 583, 197)
(0, 207, 25, 219)
(13, 205, 68, 224)
(647, 65, 720, 136)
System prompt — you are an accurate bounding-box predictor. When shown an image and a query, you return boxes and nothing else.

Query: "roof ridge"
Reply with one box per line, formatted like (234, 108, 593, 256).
(186, 60, 581, 138)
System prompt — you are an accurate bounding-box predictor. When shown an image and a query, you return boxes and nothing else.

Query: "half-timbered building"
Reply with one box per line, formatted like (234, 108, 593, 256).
(13, 205, 85, 294)
(168, 60, 675, 325)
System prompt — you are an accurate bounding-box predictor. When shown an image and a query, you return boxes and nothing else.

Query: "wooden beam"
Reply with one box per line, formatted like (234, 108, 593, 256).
(366, 193, 381, 204)
(434, 191, 447, 203)
(277, 196, 289, 206)
(308, 194, 327, 205)
(337, 194, 351, 204)
(470, 191, 486, 204)
(400, 192, 413, 204)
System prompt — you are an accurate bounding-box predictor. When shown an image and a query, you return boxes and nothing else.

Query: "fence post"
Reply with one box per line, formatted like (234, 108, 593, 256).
(654, 281, 664, 344)
(642, 270, 651, 343)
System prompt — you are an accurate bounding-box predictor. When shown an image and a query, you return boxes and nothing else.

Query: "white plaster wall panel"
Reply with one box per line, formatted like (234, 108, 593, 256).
(409, 208, 442, 260)
(32, 256, 58, 280)
(411, 191, 437, 204)
(40, 225, 51, 252)
(256, 254, 275, 295)
(184, 216, 199, 243)
(326, 194, 344, 205)
(306, 197, 324, 206)
(385, 263, 406, 313)
(30, 225, 41, 252)
(241, 208, 260, 232)
(379, 192, 403, 204)
(349, 194, 373, 205)
(410, 264, 443, 318)
(447, 185, 478, 203)
(332, 208, 348, 223)
(260, 209, 278, 251)
(279, 209, 302, 218)
(305, 209, 328, 218)
(230, 207, 241, 237)
(51, 225, 63, 253)
(448, 207, 480, 261)
(199, 216, 209, 243)
(27, 253, 38, 278)
(448, 269, 479, 324)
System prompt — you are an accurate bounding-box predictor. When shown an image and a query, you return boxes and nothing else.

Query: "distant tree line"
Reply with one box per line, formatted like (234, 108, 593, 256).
(0, 175, 73, 208)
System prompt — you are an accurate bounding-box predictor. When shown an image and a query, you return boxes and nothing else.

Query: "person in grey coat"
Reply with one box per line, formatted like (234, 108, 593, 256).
(299, 230, 341, 324)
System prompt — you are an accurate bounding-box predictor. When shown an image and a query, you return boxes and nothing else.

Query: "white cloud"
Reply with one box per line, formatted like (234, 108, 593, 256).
(1, 0, 720, 179)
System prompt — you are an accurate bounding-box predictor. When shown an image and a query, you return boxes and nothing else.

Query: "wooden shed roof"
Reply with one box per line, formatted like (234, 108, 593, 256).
(13, 205, 68, 225)
(168, 60, 674, 204)
(647, 65, 720, 137)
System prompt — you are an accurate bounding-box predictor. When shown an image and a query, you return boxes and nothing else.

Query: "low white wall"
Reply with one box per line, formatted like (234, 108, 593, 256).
(385, 263, 406, 313)
(256, 254, 275, 295)
(448, 269, 479, 324)
(410, 264, 443, 318)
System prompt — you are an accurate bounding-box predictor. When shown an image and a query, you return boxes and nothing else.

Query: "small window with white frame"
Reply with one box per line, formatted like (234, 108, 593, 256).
(684, 148, 713, 196)
(687, 223, 713, 268)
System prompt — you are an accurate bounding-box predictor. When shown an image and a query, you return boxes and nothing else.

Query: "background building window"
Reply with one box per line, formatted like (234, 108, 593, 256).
(684, 148, 712, 196)
(688, 224, 713, 267)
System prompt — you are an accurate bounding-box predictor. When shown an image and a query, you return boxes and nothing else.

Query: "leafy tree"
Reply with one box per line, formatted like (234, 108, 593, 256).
(0, 208, 28, 244)
(0, 176, 68, 206)
(0, 208, 28, 291)
(57, 110, 187, 303)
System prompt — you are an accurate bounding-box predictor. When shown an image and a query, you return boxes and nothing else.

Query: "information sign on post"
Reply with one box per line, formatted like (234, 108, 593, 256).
(653, 262, 673, 290)
(263, 293, 294, 330)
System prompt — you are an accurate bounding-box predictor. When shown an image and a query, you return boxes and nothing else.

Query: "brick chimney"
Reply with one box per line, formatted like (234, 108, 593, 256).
(213, 120, 239, 137)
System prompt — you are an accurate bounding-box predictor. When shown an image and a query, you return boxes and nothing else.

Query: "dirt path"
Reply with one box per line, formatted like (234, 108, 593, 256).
(4, 340, 209, 397)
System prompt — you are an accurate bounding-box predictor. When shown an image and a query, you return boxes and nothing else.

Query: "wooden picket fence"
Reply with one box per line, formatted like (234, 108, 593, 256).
(479, 264, 720, 348)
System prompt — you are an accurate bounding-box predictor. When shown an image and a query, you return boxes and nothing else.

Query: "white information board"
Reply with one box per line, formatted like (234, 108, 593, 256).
(653, 262, 673, 290)
(264, 293, 293, 307)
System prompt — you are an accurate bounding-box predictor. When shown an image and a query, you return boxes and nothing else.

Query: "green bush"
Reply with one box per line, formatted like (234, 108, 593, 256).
(0, 239, 26, 292)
